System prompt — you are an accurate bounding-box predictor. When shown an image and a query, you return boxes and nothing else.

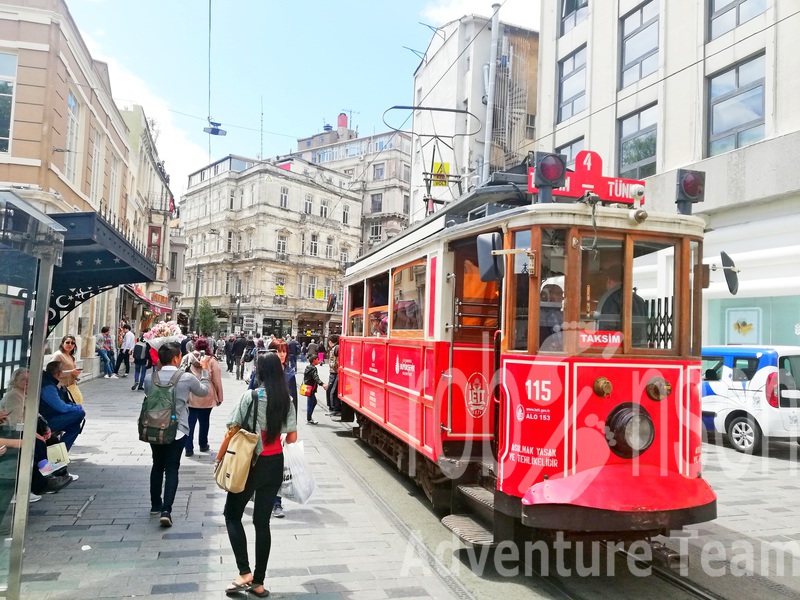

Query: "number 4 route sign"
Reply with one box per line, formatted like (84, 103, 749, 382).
(527, 150, 646, 204)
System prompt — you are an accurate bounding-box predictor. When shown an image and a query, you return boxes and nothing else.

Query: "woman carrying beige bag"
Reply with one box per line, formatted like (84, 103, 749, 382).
(50, 335, 83, 404)
(184, 337, 223, 457)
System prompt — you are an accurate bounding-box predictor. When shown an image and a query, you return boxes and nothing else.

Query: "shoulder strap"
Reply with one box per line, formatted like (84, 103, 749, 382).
(250, 389, 259, 432)
(153, 369, 161, 385)
(168, 369, 184, 386)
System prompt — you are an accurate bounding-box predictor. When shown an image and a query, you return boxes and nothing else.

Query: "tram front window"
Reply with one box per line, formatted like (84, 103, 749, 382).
(539, 229, 567, 352)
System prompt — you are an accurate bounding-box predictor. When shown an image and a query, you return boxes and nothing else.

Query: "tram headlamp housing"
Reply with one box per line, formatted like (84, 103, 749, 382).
(606, 403, 655, 458)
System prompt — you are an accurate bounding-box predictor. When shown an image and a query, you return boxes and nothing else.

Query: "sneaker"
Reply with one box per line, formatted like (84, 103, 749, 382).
(185, 450, 194, 457)
(110, 374, 118, 379)
(69, 474, 79, 482)
(307, 420, 318, 425)
(159, 511, 172, 527)
(120, 373, 128, 378)
(44, 474, 73, 494)
(330, 411, 341, 417)
(199, 445, 210, 453)
(131, 384, 138, 391)
(137, 386, 144, 391)
(103, 374, 110, 379)
(11, 493, 41, 504)
(272, 504, 285, 518)
(150, 505, 162, 515)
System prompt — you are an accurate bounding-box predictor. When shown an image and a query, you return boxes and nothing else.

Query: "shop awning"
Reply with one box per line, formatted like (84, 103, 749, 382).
(150, 301, 171, 315)
(49, 212, 156, 330)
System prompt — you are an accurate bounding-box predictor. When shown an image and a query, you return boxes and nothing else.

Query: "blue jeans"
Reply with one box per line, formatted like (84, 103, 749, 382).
(98, 349, 114, 376)
(150, 437, 184, 513)
(185, 407, 212, 453)
(134, 362, 147, 388)
(47, 410, 85, 450)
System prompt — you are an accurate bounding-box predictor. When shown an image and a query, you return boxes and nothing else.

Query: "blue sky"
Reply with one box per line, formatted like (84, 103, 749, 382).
(68, 0, 538, 198)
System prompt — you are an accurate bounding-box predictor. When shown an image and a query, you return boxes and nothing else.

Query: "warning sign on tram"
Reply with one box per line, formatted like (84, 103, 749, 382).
(528, 150, 645, 204)
(432, 162, 450, 186)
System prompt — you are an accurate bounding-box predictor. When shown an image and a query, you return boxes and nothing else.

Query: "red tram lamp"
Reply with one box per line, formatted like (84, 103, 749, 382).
(675, 168, 705, 215)
(533, 152, 567, 204)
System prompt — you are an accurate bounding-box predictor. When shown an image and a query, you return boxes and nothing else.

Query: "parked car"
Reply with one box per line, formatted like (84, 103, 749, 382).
(701, 345, 800, 453)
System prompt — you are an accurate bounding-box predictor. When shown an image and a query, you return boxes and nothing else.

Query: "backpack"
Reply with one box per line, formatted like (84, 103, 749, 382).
(138, 369, 184, 444)
(133, 341, 147, 361)
(243, 346, 255, 363)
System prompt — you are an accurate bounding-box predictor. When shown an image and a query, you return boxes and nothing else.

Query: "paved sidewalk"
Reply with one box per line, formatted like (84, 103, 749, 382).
(19, 364, 461, 600)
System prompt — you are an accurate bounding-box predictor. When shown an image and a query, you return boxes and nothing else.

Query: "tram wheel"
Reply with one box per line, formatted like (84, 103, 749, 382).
(727, 416, 762, 454)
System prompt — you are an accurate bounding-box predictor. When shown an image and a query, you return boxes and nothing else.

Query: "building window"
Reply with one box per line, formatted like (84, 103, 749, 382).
(277, 234, 287, 255)
(373, 163, 385, 180)
(369, 223, 382, 244)
(169, 252, 178, 281)
(225, 272, 231, 294)
(310, 234, 318, 257)
(297, 274, 304, 297)
(710, 0, 766, 40)
(525, 114, 535, 140)
(307, 275, 317, 299)
(402, 163, 411, 182)
(621, 1, 659, 88)
(277, 186, 287, 209)
(619, 105, 657, 179)
(324, 278, 333, 299)
(340, 250, 349, 265)
(0, 53, 16, 153)
(301, 233, 305, 254)
(371, 193, 383, 213)
(320, 197, 329, 218)
(109, 155, 120, 207)
(558, 47, 586, 123)
(557, 137, 585, 167)
(65, 90, 81, 182)
(304, 194, 313, 214)
(237, 234, 242, 252)
(326, 237, 334, 259)
(561, 0, 589, 35)
(343, 204, 350, 225)
(403, 195, 410, 215)
(708, 54, 765, 156)
(89, 129, 103, 204)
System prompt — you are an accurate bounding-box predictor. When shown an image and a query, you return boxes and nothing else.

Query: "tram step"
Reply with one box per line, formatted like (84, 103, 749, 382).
(457, 484, 495, 524)
(441, 514, 496, 547)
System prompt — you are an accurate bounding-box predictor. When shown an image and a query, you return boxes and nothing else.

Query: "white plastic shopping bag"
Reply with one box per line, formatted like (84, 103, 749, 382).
(280, 441, 315, 504)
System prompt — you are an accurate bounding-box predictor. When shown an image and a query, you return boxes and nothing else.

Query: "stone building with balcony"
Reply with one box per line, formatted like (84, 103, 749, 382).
(179, 154, 362, 341)
(0, 0, 158, 379)
(294, 113, 412, 253)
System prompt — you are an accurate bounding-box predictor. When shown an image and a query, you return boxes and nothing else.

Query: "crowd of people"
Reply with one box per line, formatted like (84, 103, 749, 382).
(0, 323, 342, 597)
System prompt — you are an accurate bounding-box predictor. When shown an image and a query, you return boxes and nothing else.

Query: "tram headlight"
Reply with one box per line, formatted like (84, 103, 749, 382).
(606, 403, 655, 458)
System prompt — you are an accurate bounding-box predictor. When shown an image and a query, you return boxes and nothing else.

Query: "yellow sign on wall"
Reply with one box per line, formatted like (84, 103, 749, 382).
(314, 289, 325, 300)
(275, 285, 285, 296)
(432, 162, 450, 186)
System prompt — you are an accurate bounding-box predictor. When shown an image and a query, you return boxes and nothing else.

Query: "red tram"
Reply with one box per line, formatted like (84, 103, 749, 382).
(337, 153, 716, 546)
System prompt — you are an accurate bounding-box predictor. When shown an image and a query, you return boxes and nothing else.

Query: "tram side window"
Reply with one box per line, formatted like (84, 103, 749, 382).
(348, 282, 364, 336)
(632, 240, 676, 349)
(512, 230, 531, 350)
(539, 229, 567, 352)
(367, 273, 390, 336)
(456, 256, 499, 344)
(392, 261, 425, 332)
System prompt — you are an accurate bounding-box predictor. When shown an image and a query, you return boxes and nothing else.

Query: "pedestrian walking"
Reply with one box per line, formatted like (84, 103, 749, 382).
(184, 338, 223, 457)
(326, 335, 341, 417)
(144, 342, 210, 527)
(287, 336, 299, 371)
(222, 353, 297, 598)
(95, 326, 116, 378)
(131, 331, 151, 391)
(114, 324, 135, 377)
(299, 342, 307, 363)
(302, 355, 327, 425)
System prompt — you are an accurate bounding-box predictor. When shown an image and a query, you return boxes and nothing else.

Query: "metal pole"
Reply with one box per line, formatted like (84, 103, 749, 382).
(191, 262, 201, 333)
(481, 3, 501, 184)
(235, 278, 242, 333)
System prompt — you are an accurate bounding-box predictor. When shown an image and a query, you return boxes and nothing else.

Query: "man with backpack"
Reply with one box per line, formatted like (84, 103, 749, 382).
(131, 330, 151, 391)
(141, 342, 210, 528)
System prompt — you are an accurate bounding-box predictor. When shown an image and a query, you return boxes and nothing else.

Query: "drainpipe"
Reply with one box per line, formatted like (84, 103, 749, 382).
(481, 4, 501, 184)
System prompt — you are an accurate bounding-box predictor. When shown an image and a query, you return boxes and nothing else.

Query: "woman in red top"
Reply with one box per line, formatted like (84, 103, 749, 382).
(222, 353, 297, 598)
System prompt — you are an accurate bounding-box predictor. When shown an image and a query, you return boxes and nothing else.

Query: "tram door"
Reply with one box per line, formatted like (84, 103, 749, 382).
(445, 240, 500, 447)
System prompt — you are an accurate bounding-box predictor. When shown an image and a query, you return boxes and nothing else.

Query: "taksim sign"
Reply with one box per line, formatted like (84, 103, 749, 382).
(528, 150, 646, 204)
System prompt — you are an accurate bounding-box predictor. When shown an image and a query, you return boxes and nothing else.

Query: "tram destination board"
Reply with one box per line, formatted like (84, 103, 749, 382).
(528, 150, 645, 204)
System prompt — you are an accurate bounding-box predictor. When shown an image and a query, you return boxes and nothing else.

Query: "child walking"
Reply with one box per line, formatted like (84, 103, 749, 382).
(303, 355, 327, 425)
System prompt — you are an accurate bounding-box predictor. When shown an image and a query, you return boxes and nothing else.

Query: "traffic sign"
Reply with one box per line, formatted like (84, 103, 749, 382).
(528, 150, 645, 204)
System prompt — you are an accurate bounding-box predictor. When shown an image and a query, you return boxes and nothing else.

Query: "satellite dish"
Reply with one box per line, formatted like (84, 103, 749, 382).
(720, 251, 738, 295)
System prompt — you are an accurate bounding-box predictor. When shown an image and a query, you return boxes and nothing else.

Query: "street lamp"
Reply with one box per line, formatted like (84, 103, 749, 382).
(235, 278, 242, 333)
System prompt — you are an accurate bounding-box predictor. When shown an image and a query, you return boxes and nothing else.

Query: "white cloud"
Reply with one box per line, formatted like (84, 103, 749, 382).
(421, 0, 540, 31)
(82, 36, 207, 200)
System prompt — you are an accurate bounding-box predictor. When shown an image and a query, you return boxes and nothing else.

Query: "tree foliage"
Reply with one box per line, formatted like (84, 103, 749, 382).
(197, 298, 218, 336)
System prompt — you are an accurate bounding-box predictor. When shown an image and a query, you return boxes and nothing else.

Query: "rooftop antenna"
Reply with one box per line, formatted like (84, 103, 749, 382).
(341, 108, 359, 129)
(260, 96, 263, 160)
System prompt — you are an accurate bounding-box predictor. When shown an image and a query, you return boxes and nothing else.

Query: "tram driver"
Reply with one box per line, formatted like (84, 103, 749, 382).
(595, 264, 648, 345)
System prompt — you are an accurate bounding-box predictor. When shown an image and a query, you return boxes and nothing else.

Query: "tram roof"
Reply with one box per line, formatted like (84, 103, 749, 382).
(346, 180, 706, 279)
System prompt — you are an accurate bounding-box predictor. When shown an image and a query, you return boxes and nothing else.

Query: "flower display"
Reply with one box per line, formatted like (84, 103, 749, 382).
(143, 321, 184, 349)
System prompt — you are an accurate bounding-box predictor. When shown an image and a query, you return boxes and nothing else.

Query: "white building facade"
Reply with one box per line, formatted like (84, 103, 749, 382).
(295, 113, 413, 252)
(410, 13, 538, 221)
(536, 0, 800, 345)
(180, 155, 362, 341)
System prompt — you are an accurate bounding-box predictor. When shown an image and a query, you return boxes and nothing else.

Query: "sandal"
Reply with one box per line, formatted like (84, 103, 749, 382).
(225, 579, 252, 595)
(249, 584, 270, 598)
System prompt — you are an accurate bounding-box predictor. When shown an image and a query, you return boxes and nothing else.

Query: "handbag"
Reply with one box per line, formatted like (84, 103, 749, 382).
(214, 391, 260, 493)
(299, 383, 313, 397)
(67, 383, 83, 405)
(46, 442, 70, 468)
(279, 441, 315, 504)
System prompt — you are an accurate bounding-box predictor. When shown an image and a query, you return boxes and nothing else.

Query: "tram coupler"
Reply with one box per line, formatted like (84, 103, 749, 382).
(650, 540, 686, 572)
